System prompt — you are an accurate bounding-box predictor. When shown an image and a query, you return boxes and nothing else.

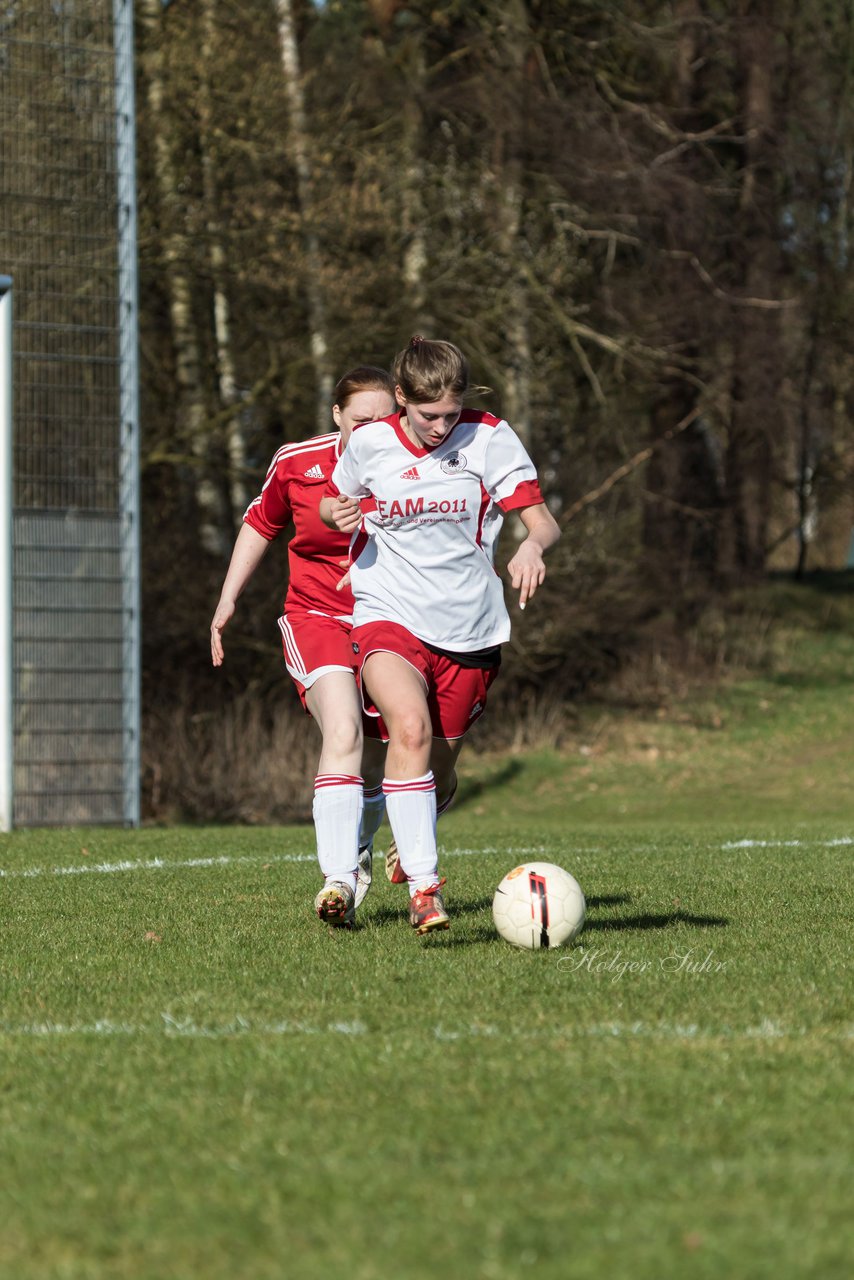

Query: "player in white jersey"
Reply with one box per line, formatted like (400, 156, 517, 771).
(210, 367, 396, 930)
(320, 337, 560, 936)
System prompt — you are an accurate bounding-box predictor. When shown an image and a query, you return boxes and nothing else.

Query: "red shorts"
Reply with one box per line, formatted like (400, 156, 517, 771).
(278, 609, 385, 738)
(350, 620, 499, 742)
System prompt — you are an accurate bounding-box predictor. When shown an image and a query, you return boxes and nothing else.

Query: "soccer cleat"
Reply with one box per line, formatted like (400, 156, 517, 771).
(314, 881, 355, 930)
(409, 879, 450, 936)
(354, 845, 373, 909)
(384, 838, 407, 885)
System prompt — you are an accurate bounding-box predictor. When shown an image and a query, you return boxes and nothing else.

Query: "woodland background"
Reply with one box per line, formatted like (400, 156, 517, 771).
(135, 0, 854, 821)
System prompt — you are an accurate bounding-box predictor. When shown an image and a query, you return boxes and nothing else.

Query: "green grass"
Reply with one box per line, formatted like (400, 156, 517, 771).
(1, 823, 851, 1279)
(1, 577, 853, 1279)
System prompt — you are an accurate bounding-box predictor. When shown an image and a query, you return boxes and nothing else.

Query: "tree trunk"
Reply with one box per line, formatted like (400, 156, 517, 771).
(139, 0, 226, 556)
(719, 1, 782, 580)
(643, 379, 721, 608)
(493, 0, 533, 449)
(200, 0, 247, 525)
(640, 0, 721, 598)
(274, 0, 332, 432)
(365, 2, 432, 330)
(400, 34, 431, 329)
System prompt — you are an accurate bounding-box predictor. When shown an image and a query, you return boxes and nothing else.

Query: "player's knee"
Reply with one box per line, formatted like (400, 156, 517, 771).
(393, 709, 432, 755)
(322, 715, 362, 760)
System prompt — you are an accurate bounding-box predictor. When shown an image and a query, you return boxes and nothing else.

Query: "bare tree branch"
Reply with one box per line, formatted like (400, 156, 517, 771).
(560, 405, 703, 525)
(668, 250, 797, 310)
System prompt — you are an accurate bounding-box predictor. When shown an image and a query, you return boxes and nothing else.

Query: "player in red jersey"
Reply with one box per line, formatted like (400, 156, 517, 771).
(320, 337, 560, 936)
(210, 367, 396, 929)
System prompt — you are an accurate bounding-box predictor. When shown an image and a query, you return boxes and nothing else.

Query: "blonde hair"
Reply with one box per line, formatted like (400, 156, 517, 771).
(392, 336, 472, 403)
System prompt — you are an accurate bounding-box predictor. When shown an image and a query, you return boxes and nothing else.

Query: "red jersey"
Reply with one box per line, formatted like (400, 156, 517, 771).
(244, 432, 353, 615)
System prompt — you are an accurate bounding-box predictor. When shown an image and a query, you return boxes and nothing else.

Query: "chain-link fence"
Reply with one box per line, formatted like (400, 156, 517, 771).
(0, 0, 139, 826)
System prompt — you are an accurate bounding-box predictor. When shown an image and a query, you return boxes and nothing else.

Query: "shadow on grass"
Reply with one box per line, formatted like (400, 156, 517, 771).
(440, 903, 729, 945)
(454, 760, 525, 811)
(362, 907, 407, 927)
(439, 928, 500, 946)
(772, 568, 854, 595)
(766, 671, 854, 691)
(585, 910, 728, 933)
(364, 890, 728, 941)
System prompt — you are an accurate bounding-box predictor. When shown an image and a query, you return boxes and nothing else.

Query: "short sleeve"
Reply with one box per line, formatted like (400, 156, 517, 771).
(483, 420, 544, 513)
(243, 454, 293, 540)
(327, 434, 372, 501)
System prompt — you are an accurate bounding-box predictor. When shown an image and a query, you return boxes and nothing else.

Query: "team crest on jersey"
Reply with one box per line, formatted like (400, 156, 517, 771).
(351, 642, 360, 655)
(441, 451, 466, 474)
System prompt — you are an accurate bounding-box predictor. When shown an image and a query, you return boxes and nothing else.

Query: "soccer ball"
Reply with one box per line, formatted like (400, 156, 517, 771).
(492, 861, 586, 950)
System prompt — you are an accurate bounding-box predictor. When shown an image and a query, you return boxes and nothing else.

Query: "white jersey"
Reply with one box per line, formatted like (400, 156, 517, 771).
(326, 409, 544, 651)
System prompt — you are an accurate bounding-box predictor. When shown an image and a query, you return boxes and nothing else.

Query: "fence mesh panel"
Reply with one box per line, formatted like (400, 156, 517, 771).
(0, 0, 138, 825)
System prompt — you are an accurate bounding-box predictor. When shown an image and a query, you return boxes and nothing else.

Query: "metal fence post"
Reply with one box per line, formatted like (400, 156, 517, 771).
(0, 277, 13, 831)
(114, 0, 141, 827)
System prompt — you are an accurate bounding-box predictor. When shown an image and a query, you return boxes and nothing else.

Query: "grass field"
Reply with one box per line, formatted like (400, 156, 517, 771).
(1, 579, 853, 1279)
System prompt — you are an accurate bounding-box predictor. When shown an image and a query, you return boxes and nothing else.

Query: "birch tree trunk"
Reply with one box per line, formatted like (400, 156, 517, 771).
(274, 0, 332, 432)
(400, 35, 430, 328)
(139, 0, 226, 556)
(492, 0, 532, 450)
(365, 1, 431, 329)
(200, 0, 247, 523)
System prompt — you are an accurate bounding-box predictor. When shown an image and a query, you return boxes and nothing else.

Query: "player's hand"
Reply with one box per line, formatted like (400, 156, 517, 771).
(336, 558, 352, 592)
(329, 493, 362, 534)
(210, 599, 235, 667)
(507, 540, 547, 610)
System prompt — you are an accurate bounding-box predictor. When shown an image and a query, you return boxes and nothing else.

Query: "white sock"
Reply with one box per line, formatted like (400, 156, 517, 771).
(313, 774, 363, 892)
(359, 783, 386, 852)
(383, 773, 438, 897)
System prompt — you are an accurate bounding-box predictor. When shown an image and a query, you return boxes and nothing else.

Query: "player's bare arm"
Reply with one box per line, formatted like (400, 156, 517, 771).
(319, 492, 362, 534)
(210, 524, 270, 666)
(507, 504, 561, 609)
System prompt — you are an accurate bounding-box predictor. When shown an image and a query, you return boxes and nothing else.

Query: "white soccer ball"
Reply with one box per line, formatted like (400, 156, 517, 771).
(492, 861, 586, 950)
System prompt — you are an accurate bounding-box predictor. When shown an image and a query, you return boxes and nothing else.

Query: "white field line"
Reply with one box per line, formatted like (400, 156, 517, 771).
(0, 1015, 851, 1042)
(0, 837, 851, 881)
(0, 852, 315, 879)
(1, 836, 851, 882)
(0, 845, 551, 881)
(720, 837, 853, 849)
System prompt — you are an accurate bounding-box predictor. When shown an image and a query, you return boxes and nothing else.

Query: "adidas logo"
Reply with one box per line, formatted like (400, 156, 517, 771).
(400, 466, 420, 480)
(303, 464, 325, 479)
